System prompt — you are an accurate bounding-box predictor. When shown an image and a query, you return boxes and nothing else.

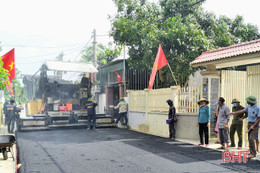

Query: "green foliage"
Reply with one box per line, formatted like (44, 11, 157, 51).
(81, 43, 122, 65)
(55, 52, 64, 61)
(0, 46, 9, 90)
(4, 68, 27, 105)
(55, 52, 65, 78)
(0, 59, 9, 90)
(111, 0, 260, 86)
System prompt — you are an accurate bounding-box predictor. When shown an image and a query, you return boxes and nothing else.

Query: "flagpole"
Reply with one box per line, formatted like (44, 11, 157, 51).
(123, 45, 126, 96)
(167, 64, 178, 85)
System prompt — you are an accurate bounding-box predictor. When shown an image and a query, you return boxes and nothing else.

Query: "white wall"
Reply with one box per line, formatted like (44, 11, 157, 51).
(128, 111, 146, 130)
(97, 93, 106, 114)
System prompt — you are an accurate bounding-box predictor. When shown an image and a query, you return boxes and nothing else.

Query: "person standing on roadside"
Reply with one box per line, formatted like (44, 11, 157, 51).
(86, 98, 98, 130)
(197, 98, 210, 147)
(230, 96, 260, 158)
(217, 97, 230, 150)
(229, 99, 247, 149)
(166, 99, 177, 140)
(111, 97, 128, 126)
(5, 99, 20, 133)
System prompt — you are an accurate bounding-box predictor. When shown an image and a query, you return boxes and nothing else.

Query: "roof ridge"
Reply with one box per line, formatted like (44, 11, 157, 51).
(202, 38, 260, 55)
(191, 38, 260, 65)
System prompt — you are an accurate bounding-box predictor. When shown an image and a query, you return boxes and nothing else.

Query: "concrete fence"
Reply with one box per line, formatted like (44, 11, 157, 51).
(127, 86, 200, 140)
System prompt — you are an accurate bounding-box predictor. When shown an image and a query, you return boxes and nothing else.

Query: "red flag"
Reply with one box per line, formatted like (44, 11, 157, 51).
(1, 49, 15, 95)
(4, 80, 13, 90)
(4, 78, 14, 95)
(113, 68, 123, 83)
(1, 48, 15, 82)
(91, 73, 94, 82)
(148, 45, 168, 89)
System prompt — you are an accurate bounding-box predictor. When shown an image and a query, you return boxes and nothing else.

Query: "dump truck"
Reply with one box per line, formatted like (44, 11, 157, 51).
(18, 60, 114, 131)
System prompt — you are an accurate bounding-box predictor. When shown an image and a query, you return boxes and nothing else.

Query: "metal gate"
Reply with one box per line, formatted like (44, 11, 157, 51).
(221, 70, 248, 146)
(221, 70, 247, 108)
(247, 65, 260, 102)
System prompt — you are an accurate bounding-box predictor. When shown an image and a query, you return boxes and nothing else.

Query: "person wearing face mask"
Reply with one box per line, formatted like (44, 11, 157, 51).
(229, 99, 248, 149)
(197, 98, 210, 147)
(230, 96, 260, 158)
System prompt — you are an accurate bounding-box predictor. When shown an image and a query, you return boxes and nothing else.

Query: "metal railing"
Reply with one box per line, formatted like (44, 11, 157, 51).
(177, 86, 202, 114)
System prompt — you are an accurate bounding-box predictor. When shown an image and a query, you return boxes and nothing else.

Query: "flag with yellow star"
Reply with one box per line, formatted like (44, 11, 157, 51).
(1, 48, 15, 81)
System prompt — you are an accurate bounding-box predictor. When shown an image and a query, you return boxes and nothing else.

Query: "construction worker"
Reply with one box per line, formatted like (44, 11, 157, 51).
(111, 97, 128, 126)
(5, 100, 20, 133)
(86, 98, 98, 130)
(229, 99, 247, 149)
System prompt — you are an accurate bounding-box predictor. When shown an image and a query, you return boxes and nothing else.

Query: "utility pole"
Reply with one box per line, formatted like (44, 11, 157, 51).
(93, 29, 97, 68)
(92, 29, 97, 85)
(123, 45, 126, 96)
(92, 29, 97, 102)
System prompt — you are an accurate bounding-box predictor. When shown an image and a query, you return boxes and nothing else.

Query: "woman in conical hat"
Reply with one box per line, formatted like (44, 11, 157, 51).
(197, 98, 210, 147)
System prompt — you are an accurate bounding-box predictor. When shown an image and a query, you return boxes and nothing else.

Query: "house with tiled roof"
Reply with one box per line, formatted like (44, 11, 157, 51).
(190, 39, 260, 139)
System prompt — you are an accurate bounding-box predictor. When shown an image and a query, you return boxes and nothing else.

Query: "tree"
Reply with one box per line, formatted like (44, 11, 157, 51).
(81, 43, 121, 65)
(4, 68, 27, 105)
(0, 46, 10, 90)
(55, 52, 64, 61)
(110, 0, 260, 86)
(0, 60, 9, 90)
(55, 52, 65, 78)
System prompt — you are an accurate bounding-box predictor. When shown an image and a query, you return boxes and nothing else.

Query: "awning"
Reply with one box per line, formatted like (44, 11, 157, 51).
(45, 60, 98, 73)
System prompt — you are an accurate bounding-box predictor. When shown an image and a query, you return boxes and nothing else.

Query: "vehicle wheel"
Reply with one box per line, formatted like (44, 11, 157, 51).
(3, 149, 8, 160)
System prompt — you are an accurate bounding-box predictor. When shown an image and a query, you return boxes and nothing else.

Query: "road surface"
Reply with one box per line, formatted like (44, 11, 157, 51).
(17, 128, 260, 173)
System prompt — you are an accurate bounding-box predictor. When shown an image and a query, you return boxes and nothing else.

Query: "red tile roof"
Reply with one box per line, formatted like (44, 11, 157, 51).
(191, 39, 260, 65)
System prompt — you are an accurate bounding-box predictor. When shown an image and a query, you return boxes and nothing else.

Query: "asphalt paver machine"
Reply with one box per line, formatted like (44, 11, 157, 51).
(18, 60, 114, 131)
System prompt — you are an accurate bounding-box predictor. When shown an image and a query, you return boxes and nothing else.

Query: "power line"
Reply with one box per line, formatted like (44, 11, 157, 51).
(65, 35, 93, 79)
(97, 34, 110, 37)
(72, 36, 93, 61)
(1, 42, 87, 49)
(16, 61, 43, 65)
(16, 46, 85, 64)
(16, 44, 84, 60)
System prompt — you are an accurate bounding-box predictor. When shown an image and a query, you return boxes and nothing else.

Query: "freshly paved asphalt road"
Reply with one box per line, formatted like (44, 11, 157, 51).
(17, 128, 260, 173)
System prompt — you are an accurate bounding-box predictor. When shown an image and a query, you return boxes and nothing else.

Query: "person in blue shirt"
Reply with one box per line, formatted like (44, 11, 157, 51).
(197, 98, 210, 147)
(231, 96, 260, 158)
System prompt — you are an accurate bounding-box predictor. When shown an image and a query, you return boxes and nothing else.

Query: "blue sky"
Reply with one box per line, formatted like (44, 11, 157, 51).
(0, 0, 259, 75)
